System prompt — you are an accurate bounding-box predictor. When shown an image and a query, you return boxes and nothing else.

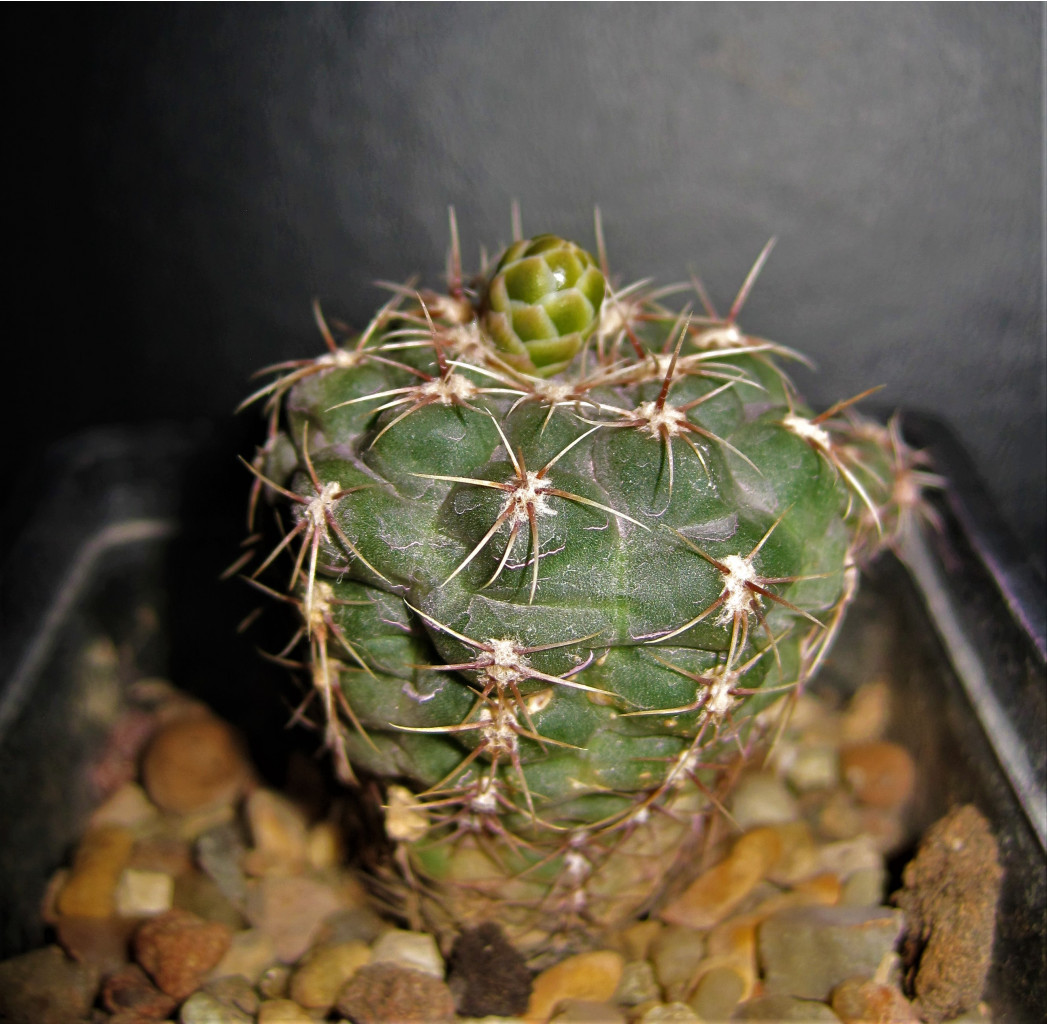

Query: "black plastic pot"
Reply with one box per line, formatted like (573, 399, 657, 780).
(0, 418, 1043, 1019)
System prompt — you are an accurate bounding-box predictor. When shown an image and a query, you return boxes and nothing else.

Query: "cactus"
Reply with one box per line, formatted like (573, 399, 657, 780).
(241, 216, 930, 960)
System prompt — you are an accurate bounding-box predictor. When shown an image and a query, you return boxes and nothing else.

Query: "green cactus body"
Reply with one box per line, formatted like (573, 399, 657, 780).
(244, 224, 919, 959)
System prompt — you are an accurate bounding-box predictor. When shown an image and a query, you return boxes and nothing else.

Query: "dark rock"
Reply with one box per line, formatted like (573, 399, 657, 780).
(0, 945, 101, 1024)
(893, 804, 1002, 1023)
(447, 921, 533, 1017)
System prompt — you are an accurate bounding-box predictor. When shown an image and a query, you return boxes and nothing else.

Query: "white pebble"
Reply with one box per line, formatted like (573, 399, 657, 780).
(114, 867, 173, 916)
(369, 928, 445, 977)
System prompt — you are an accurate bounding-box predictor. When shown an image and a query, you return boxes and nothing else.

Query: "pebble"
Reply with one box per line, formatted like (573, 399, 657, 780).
(311, 904, 389, 946)
(614, 959, 661, 1006)
(244, 789, 310, 875)
(615, 919, 663, 961)
(785, 745, 841, 792)
(257, 962, 293, 999)
(759, 904, 905, 1001)
(173, 869, 248, 930)
(526, 950, 624, 1024)
(839, 742, 916, 810)
(179, 989, 252, 1023)
(244, 874, 347, 962)
(0, 945, 101, 1024)
(134, 908, 233, 999)
(257, 998, 318, 1023)
(208, 928, 278, 986)
(729, 771, 801, 828)
(893, 804, 1002, 1023)
(369, 927, 444, 977)
(841, 865, 887, 907)
(733, 993, 843, 1020)
(637, 1002, 700, 1022)
(660, 826, 781, 928)
(289, 939, 371, 1009)
(57, 825, 136, 918)
(550, 999, 627, 1023)
(649, 925, 706, 1002)
(100, 962, 178, 1018)
(839, 680, 892, 744)
(336, 960, 457, 1023)
(115, 867, 175, 917)
(448, 921, 533, 1018)
(305, 820, 342, 870)
(813, 836, 885, 879)
(141, 713, 250, 815)
(764, 820, 819, 886)
(127, 835, 195, 877)
(196, 822, 250, 907)
(693, 966, 748, 1016)
(89, 782, 161, 831)
(55, 914, 137, 973)
(202, 973, 261, 1015)
(830, 976, 918, 1022)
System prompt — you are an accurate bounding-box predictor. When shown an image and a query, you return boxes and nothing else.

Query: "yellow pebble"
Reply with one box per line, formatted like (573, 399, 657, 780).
(57, 825, 135, 918)
(660, 827, 782, 929)
(289, 940, 371, 1009)
(257, 998, 316, 1024)
(526, 950, 624, 1024)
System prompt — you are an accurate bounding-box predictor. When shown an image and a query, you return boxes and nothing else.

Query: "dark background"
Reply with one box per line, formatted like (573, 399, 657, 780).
(6, 4, 1045, 572)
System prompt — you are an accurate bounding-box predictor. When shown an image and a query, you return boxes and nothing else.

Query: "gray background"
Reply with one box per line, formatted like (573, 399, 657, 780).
(7, 4, 1045, 571)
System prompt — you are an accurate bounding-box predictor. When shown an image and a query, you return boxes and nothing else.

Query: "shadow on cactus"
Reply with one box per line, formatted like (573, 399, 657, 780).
(237, 213, 938, 963)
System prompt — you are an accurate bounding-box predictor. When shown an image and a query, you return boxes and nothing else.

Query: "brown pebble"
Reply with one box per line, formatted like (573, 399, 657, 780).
(831, 976, 919, 1022)
(56, 914, 137, 973)
(101, 962, 178, 1019)
(893, 805, 1002, 1023)
(133, 907, 233, 999)
(840, 742, 916, 810)
(141, 714, 249, 815)
(335, 960, 456, 1023)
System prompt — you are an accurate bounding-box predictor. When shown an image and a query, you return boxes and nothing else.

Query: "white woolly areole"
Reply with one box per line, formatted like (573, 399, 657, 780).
(632, 399, 690, 438)
(501, 471, 555, 527)
(307, 481, 342, 530)
(564, 849, 591, 882)
(447, 322, 486, 359)
(596, 296, 636, 338)
(307, 580, 336, 633)
(477, 704, 518, 756)
(704, 670, 738, 719)
(484, 638, 531, 686)
(470, 776, 499, 814)
(319, 349, 364, 369)
(420, 372, 479, 404)
(783, 413, 831, 451)
(531, 379, 578, 404)
(716, 553, 760, 625)
(666, 747, 700, 789)
(695, 323, 744, 350)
